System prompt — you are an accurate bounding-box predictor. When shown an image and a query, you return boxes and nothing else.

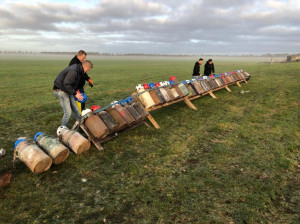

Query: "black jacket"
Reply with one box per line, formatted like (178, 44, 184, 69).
(53, 64, 84, 95)
(192, 61, 201, 76)
(69, 55, 90, 88)
(204, 62, 215, 76)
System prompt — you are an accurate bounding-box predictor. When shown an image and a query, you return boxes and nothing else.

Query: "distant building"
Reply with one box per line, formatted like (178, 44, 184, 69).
(286, 54, 300, 62)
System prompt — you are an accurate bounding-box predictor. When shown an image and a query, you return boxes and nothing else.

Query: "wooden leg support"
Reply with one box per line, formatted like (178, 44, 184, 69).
(71, 121, 104, 151)
(225, 85, 232, 92)
(184, 98, 197, 110)
(236, 81, 242, 87)
(147, 113, 160, 129)
(79, 124, 104, 151)
(208, 91, 217, 99)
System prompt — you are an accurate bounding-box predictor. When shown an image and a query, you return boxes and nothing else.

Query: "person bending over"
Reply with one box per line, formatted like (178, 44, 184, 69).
(53, 60, 93, 126)
(204, 59, 215, 76)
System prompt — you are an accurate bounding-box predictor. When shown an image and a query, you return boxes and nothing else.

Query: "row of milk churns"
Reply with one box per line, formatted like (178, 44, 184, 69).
(136, 70, 250, 109)
(14, 127, 91, 174)
(81, 97, 149, 140)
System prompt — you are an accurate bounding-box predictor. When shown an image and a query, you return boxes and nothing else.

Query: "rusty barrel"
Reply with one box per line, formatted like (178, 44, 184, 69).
(57, 126, 90, 154)
(14, 138, 52, 174)
(34, 132, 69, 164)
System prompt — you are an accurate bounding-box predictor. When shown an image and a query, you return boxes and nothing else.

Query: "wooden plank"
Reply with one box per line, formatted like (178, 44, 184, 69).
(97, 121, 146, 143)
(79, 124, 104, 151)
(184, 98, 197, 110)
(146, 113, 160, 129)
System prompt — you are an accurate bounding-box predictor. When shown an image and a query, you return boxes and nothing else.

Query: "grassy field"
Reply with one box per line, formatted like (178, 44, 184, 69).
(0, 55, 299, 223)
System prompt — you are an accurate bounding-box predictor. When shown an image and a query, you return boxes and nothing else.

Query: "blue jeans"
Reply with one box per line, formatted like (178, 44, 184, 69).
(54, 90, 81, 126)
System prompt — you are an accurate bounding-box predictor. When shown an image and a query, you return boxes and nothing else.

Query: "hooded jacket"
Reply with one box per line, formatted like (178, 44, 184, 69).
(204, 62, 215, 76)
(53, 64, 84, 95)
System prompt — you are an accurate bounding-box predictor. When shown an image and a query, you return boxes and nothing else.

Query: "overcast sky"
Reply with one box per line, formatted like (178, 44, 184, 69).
(0, 0, 299, 54)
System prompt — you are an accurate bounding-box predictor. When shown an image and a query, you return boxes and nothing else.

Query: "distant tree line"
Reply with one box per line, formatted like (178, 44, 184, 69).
(0, 51, 296, 57)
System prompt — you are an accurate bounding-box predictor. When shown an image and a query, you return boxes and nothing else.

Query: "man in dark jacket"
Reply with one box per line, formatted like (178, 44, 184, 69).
(204, 59, 215, 76)
(192, 58, 203, 77)
(69, 50, 94, 111)
(53, 60, 93, 126)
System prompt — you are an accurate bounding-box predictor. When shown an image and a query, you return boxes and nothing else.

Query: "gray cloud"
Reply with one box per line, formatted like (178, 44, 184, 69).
(0, 0, 299, 54)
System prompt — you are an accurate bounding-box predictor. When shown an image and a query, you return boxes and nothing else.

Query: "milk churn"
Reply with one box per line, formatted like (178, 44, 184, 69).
(164, 86, 176, 101)
(137, 89, 155, 108)
(177, 83, 190, 96)
(128, 99, 149, 119)
(113, 102, 135, 125)
(214, 77, 223, 87)
(170, 86, 180, 99)
(34, 132, 69, 164)
(189, 81, 200, 95)
(148, 90, 162, 105)
(191, 81, 205, 94)
(105, 107, 128, 131)
(84, 110, 110, 139)
(200, 79, 210, 91)
(57, 126, 90, 154)
(154, 89, 166, 104)
(207, 78, 217, 89)
(97, 111, 118, 133)
(173, 84, 184, 98)
(14, 138, 52, 174)
(120, 100, 143, 122)
(159, 87, 171, 102)
(186, 83, 197, 97)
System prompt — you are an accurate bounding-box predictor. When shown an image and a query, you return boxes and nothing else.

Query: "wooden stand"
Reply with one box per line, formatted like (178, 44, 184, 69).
(72, 120, 147, 150)
(135, 78, 248, 129)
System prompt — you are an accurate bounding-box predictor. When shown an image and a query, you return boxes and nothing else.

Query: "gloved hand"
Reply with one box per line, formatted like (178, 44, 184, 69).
(88, 79, 94, 88)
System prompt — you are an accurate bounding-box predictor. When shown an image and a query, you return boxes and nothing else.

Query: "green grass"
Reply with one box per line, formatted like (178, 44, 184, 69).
(0, 55, 299, 223)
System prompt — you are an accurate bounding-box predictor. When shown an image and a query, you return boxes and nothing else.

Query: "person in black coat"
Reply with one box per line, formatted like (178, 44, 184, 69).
(69, 50, 94, 111)
(204, 59, 215, 76)
(192, 58, 203, 77)
(53, 61, 93, 126)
